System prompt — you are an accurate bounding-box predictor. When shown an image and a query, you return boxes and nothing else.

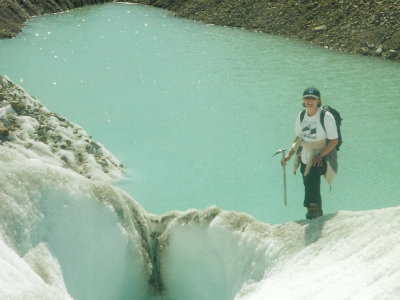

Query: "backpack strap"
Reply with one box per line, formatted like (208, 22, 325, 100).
(300, 109, 306, 122)
(320, 109, 326, 132)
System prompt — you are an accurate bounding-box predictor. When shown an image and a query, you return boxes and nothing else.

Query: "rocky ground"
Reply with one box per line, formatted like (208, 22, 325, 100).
(0, 0, 399, 60)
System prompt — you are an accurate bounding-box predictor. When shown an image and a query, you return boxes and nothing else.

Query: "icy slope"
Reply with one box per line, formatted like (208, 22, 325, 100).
(0, 75, 123, 181)
(0, 238, 72, 300)
(0, 76, 154, 299)
(236, 208, 400, 300)
(0, 145, 154, 299)
(149, 205, 400, 300)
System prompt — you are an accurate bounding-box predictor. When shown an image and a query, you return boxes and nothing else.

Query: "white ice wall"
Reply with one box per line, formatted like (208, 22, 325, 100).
(0, 147, 151, 300)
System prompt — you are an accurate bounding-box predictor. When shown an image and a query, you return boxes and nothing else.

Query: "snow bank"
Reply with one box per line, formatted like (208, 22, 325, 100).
(23, 242, 68, 294)
(0, 75, 123, 181)
(0, 75, 156, 299)
(236, 208, 400, 300)
(0, 146, 152, 299)
(152, 207, 400, 300)
(0, 238, 72, 300)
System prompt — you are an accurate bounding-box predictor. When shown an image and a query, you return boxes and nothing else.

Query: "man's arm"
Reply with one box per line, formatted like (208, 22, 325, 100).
(281, 136, 300, 166)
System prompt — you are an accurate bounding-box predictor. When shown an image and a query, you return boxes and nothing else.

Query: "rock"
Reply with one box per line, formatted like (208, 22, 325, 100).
(313, 25, 327, 31)
(388, 49, 397, 59)
(0, 126, 9, 137)
(366, 42, 375, 48)
(360, 47, 369, 55)
(11, 101, 25, 114)
(376, 46, 383, 55)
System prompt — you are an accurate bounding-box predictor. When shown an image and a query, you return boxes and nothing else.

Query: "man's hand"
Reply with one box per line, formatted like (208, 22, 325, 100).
(281, 155, 291, 167)
(311, 154, 323, 167)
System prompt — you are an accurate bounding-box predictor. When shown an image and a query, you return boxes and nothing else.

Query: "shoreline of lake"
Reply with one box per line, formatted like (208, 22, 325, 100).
(0, 0, 399, 62)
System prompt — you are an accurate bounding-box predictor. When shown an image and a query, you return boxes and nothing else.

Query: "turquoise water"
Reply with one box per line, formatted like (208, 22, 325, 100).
(0, 3, 399, 224)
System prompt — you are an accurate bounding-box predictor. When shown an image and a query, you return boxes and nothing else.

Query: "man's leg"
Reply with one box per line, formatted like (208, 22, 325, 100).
(301, 162, 326, 219)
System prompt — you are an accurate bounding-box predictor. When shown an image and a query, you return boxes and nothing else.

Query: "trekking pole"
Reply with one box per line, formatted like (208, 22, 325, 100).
(273, 149, 287, 206)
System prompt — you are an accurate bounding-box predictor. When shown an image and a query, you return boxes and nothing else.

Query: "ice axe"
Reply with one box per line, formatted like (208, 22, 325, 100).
(273, 149, 287, 206)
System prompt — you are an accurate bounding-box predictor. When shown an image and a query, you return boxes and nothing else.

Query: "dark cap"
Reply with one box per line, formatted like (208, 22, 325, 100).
(303, 87, 320, 99)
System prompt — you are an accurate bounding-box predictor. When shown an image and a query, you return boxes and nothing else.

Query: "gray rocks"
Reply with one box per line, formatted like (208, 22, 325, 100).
(0, 124, 9, 138)
(11, 101, 25, 114)
(313, 25, 327, 31)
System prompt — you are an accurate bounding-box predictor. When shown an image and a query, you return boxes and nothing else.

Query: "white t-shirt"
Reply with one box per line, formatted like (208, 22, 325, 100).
(295, 108, 338, 164)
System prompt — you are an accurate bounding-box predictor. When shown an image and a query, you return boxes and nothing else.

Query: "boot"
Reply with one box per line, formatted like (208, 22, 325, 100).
(306, 203, 323, 220)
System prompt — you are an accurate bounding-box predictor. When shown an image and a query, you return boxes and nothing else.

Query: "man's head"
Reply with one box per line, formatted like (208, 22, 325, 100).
(303, 87, 321, 107)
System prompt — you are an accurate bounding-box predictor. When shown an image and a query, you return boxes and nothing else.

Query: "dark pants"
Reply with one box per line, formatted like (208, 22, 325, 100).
(300, 161, 326, 208)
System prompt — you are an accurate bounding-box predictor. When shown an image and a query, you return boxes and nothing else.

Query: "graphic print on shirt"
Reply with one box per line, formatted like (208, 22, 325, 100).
(302, 120, 317, 140)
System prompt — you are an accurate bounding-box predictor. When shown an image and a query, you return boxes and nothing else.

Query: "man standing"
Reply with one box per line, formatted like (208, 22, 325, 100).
(281, 87, 338, 219)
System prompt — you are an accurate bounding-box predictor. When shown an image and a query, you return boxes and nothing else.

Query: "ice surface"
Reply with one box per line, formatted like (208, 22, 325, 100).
(1, 76, 399, 299)
(0, 144, 152, 299)
(153, 207, 400, 300)
(235, 209, 400, 300)
(23, 243, 69, 294)
(0, 238, 73, 300)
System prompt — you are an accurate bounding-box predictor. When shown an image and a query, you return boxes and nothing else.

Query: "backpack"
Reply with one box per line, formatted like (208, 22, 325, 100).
(300, 105, 342, 151)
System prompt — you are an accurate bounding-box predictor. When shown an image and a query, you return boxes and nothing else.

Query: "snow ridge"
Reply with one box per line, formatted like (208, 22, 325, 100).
(0, 75, 123, 181)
